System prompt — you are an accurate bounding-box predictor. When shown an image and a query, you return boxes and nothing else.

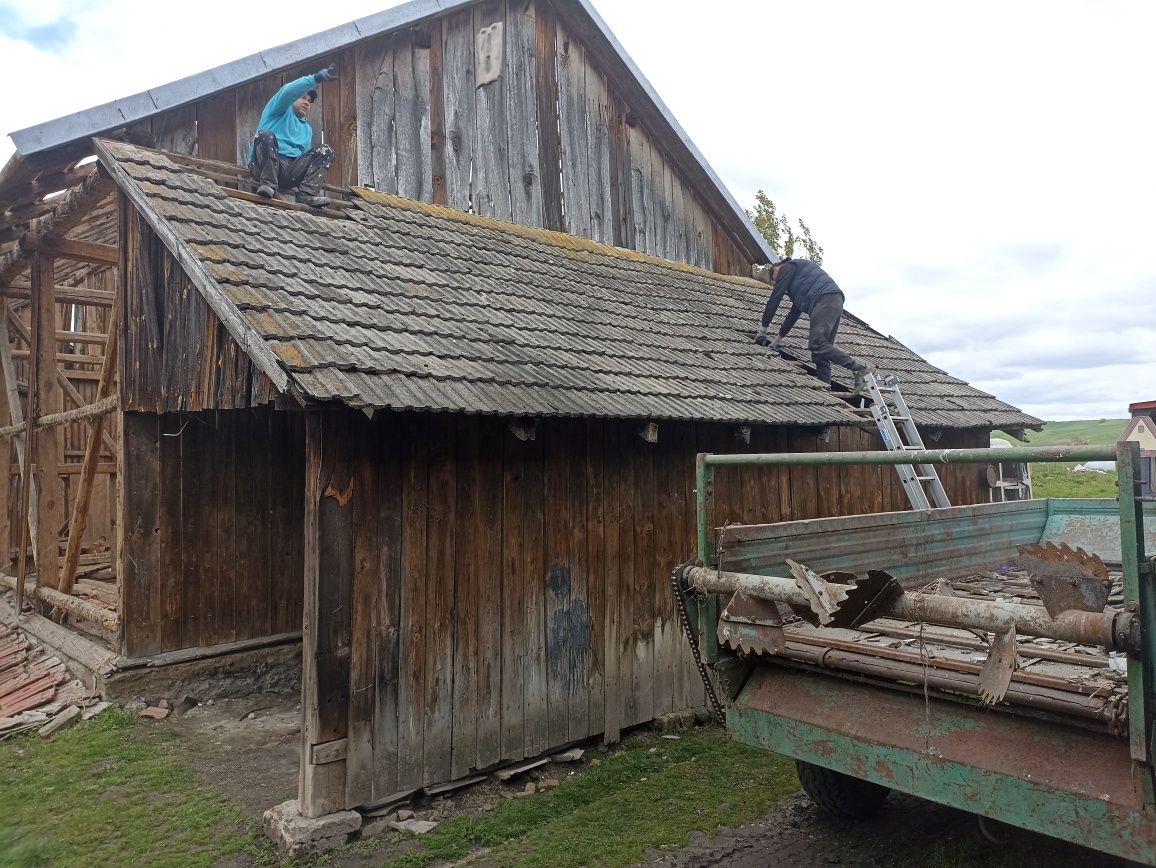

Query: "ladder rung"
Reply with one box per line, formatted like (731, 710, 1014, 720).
(891, 415, 911, 421)
(915, 475, 938, 482)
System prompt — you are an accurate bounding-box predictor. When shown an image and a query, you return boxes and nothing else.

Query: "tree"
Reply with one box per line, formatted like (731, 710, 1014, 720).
(746, 190, 825, 265)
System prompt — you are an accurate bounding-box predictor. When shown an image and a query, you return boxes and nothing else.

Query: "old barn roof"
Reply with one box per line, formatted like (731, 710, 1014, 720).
(96, 139, 1040, 430)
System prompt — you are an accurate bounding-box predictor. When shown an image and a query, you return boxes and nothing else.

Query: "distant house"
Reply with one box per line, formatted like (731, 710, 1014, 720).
(0, 0, 1040, 820)
(1123, 401, 1156, 496)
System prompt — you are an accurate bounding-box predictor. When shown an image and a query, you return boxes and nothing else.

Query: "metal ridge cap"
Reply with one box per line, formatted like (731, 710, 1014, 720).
(565, 0, 777, 264)
(10, 0, 473, 156)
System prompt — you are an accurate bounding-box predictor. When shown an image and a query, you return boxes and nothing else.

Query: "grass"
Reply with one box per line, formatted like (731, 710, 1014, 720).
(995, 418, 1126, 500)
(0, 709, 275, 868)
(381, 728, 798, 868)
(0, 711, 796, 868)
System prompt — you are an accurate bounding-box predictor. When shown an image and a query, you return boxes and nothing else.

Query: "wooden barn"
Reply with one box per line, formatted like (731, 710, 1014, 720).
(0, 0, 1041, 824)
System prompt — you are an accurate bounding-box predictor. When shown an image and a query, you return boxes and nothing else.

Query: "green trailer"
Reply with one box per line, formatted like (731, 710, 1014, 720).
(676, 443, 1156, 862)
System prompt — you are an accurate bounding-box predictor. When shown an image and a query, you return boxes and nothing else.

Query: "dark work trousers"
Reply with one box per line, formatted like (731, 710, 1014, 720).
(807, 293, 860, 384)
(249, 130, 335, 197)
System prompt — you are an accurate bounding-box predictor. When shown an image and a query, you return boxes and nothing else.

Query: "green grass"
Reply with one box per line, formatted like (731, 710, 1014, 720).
(995, 418, 1126, 500)
(996, 418, 1128, 449)
(0, 709, 275, 868)
(382, 729, 798, 868)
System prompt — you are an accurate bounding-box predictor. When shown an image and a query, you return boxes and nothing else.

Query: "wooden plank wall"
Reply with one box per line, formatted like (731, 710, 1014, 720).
(301, 408, 987, 812)
(115, 0, 748, 275)
(119, 407, 305, 657)
(120, 211, 278, 412)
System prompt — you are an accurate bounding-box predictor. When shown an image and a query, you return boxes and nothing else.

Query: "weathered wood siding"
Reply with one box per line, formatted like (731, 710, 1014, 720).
(119, 407, 305, 657)
(120, 209, 278, 412)
(120, 0, 751, 274)
(300, 408, 986, 811)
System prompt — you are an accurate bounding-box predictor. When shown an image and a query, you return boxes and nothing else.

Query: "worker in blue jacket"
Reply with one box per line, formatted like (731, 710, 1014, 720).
(248, 65, 338, 207)
(755, 258, 870, 387)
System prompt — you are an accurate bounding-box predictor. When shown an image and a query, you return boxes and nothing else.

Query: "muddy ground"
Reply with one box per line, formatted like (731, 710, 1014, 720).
(161, 693, 1133, 867)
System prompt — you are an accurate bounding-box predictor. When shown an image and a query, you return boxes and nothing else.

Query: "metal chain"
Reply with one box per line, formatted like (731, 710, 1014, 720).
(671, 559, 726, 717)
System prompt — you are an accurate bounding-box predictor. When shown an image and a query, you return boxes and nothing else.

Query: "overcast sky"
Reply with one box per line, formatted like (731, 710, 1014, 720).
(2, 0, 1152, 422)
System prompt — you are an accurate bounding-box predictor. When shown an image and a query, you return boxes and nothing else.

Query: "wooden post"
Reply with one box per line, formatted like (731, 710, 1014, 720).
(299, 410, 353, 817)
(61, 302, 118, 595)
(32, 253, 65, 595)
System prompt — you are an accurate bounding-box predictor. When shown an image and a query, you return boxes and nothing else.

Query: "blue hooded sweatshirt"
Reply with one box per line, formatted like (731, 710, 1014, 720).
(249, 74, 323, 161)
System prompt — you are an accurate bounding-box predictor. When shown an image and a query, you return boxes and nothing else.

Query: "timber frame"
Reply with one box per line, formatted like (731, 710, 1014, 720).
(0, 163, 120, 645)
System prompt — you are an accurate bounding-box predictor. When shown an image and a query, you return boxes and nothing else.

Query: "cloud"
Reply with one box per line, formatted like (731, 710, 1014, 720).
(0, 4, 77, 50)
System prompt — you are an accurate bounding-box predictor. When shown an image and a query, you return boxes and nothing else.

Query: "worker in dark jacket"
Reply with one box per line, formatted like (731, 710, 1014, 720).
(754, 258, 869, 386)
(248, 65, 338, 207)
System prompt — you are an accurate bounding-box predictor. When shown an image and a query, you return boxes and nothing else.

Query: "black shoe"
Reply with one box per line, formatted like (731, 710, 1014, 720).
(296, 194, 331, 208)
(256, 184, 275, 199)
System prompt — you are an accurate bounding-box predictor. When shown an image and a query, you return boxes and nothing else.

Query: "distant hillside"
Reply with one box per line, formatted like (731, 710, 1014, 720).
(995, 419, 1128, 448)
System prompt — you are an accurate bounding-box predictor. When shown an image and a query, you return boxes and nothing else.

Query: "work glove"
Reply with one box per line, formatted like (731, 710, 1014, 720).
(755, 327, 782, 350)
(765, 335, 783, 351)
(315, 65, 337, 82)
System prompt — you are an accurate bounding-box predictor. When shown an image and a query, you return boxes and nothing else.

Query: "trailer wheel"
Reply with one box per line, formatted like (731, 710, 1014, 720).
(796, 761, 891, 819)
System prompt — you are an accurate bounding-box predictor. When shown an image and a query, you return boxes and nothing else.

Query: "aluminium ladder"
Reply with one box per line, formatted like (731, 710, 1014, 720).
(860, 372, 952, 510)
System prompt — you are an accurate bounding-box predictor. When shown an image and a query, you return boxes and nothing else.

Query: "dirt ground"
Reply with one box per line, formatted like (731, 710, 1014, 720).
(162, 693, 1135, 867)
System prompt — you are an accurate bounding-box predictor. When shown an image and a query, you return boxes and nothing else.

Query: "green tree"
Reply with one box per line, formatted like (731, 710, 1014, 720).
(746, 190, 825, 265)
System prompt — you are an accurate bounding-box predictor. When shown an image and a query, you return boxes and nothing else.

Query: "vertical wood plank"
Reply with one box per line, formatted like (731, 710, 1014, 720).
(584, 65, 613, 245)
(397, 413, 429, 787)
(627, 122, 651, 254)
(441, 10, 477, 212)
(631, 425, 656, 726)
(152, 104, 198, 155)
(521, 424, 547, 756)
(534, 1, 564, 231)
(423, 414, 456, 784)
(427, 19, 449, 207)
(356, 35, 398, 193)
(373, 415, 403, 800)
(451, 416, 481, 778)
(500, 420, 527, 759)
(475, 418, 504, 769)
(195, 90, 238, 163)
(474, 0, 513, 221)
(584, 419, 606, 739)
(347, 414, 382, 806)
(505, 0, 545, 227)
(119, 413, 159, 656)
(557, 25, 591, 239)
(542, 419, 571, 749)
(300, 410, 353, 817)
(607, 95, 631, 248)
(396, 31, 434, 202)
(321, 48, 359, 189)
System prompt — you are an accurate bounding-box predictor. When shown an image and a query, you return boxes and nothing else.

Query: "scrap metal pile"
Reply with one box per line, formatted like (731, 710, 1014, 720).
(692, 543, 1130, 736)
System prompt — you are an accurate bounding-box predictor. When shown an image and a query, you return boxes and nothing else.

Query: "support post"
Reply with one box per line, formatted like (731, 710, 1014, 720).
(32, 253, 64, 595)
(61, 303, 118, 595)
(299, 411, 353, 818)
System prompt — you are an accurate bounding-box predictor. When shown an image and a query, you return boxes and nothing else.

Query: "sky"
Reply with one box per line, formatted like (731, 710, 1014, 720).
(1, 0, 1153, 422)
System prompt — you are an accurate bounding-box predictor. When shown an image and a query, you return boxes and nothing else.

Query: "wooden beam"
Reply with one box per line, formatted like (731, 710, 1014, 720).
(12, 350, 106, 365)
(0, 570, 117, 631)
(0, 307, 36, 566)
(9, 463, 118, 476)
(220, 186, 354, 217)
(33, 253, 65, 595)
(0, 395, 117, 440)
(1, 285, 114, 307)
(53, 330, 109, 346)
(6, 309, 118, 455)
(25, 237, 118, 266)
(62, 302, 118, 595)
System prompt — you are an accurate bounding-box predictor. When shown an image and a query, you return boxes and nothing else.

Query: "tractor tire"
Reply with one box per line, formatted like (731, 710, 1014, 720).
(796, 760, 891, 820)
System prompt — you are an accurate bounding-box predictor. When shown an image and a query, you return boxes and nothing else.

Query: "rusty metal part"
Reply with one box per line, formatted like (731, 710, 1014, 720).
(787, 559, 844, 626)
(777, 640, 1126, 734)
(684, 566, 1134, 653)
(828, 569, 904, 629)
(861, 622, 1110, 668)
(1016, 542, 1112, 617)
(978, 626, 1018, 706)
(717, 591, 786, 656)
(670, 562, 725, 716)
